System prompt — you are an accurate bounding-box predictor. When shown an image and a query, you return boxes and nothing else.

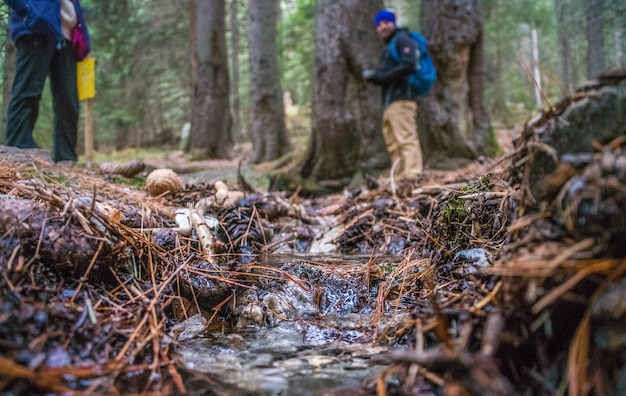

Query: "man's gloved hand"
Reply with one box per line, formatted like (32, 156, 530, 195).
(362, 69, 377, 81)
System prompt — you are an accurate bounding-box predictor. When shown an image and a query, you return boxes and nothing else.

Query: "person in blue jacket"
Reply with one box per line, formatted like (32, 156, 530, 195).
(363, 9, 423, 179)
(4, 0, 91, 163)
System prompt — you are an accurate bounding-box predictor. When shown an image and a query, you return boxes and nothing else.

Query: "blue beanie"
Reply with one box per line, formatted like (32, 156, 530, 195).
(374, 9, 396, 26)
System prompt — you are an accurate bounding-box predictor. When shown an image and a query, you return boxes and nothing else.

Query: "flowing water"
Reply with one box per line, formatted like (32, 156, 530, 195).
(171, 254, 409, 395)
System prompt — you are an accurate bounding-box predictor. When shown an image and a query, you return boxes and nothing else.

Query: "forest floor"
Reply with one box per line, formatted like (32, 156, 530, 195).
(137, 127, 520, 186)
(111, 127, 521, 210)
(0, 115, 624, 396)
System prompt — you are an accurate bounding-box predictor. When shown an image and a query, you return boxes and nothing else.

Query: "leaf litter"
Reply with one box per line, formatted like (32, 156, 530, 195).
(0, 91, 625, 395)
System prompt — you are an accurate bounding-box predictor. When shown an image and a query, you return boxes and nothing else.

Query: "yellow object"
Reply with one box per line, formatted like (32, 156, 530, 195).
(77, 57, 95, 101)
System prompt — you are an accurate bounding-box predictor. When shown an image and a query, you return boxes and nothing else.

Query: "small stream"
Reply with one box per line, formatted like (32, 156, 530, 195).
(171, 255, 409, 395)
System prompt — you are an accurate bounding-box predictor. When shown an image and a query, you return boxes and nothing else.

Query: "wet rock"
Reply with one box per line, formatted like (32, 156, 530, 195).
(46, 346, 71, 367)
(294, 224, 314, 253)
(169, 314, 207, 342)
(236, 302, 266, 329)
(175, 259, 234, 312)
(440, 248, 493, 277)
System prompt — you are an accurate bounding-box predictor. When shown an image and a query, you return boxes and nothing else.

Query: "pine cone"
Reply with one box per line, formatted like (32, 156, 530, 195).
(145, 168, 183, 196)
(99, 160, 145, 177)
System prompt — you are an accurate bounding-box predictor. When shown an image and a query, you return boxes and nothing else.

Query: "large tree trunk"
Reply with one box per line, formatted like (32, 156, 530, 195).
(587, 0, 606, 79)
(248, 0, 290, 163)
(419, 0, 497, 166)
(189, 0, 232, 159)
(467, 22, 493, 154)
(301, 0, 387, 187)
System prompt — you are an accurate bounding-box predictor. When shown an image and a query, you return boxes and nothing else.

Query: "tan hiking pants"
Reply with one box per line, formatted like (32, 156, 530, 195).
(382, 100, 423, 178)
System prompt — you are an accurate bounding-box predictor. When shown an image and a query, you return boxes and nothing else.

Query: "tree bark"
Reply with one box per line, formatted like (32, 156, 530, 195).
(301, 0, 387, 186)
(189, 0, 232, 159)
(248, 0, 290, 163)
(419, 0, 497, 165)
(587, 0, 606, 79)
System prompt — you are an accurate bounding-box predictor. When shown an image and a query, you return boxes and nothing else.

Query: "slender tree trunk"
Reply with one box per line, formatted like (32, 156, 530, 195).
(467, 25, 492, 149)
(587, 0, 606, 79)
(531, 26, 542, 108)
(1, 35, 15, 145)
(485, 0, 508, 126)
(189, 0, 232, 159)
(554, 0, 573, 93)
(230, 0, 242, 142)
(615, 2, 624, 68)
(248, 0, 289, 163)
(301, 0, 387, 186)
(617, 25, 624, 68)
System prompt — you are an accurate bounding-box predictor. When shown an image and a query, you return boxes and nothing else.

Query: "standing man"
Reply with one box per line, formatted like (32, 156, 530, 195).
(4, 0, 91, 163)
(363, 8, 423, 179)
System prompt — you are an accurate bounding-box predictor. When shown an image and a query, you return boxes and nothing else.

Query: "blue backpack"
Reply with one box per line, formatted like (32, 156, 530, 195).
(389, 31, 436, 96)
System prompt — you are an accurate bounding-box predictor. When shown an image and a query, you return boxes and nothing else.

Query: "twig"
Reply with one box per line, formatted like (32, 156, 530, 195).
(472, 281, 502, 311)
(532, 259, 616, 313)
(71, 240, 105, 304)
(457, 191, 511, 200)
(390, 158, 400, 200)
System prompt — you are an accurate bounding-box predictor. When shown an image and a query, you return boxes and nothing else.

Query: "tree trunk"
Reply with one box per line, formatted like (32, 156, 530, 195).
(467, 19, 493, 154)
(531, 26, 542, 108)
(189, 0, 232, 159)
(554, 0, 574, 93)
(301, 0, 387, 186)
(230, 0, 242, 142)
(614, 0, 624, 68)
(587, 0, 606, 79)
(1, 35, 15, 145)
(419, 0, 497, 166)
(248, 0, 290, 163)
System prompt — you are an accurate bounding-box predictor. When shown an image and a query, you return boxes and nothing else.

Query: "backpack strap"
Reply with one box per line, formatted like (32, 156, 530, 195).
(387, 32, 416, 100)
(387, 34, 401, 63)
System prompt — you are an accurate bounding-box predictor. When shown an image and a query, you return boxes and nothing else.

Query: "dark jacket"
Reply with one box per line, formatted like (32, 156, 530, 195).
(369, 28, 419, 107)
(4, 0, 91, 51)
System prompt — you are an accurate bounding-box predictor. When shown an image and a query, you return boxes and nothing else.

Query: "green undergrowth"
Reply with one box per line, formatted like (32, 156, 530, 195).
(437, 174, 495, 246)
(79, 148, 169, 164)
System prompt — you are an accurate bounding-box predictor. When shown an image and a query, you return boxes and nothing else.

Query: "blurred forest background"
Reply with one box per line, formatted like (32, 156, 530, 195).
(0, 0, 624, 168)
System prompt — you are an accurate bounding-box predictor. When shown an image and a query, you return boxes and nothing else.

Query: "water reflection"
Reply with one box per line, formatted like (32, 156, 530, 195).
(172, 255, 407, 395)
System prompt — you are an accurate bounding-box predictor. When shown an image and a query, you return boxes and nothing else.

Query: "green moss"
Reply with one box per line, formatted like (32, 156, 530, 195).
(112, 175, 146, 189)
(267, 171, 331, 197)
(483, 127, 504, 157)
(437, 196, 467, 225)
(36, 169, 69, 185)
(436, 174, 495, 245)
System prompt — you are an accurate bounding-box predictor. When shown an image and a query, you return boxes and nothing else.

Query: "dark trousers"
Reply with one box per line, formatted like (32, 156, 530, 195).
(6, 36, 79, 162)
